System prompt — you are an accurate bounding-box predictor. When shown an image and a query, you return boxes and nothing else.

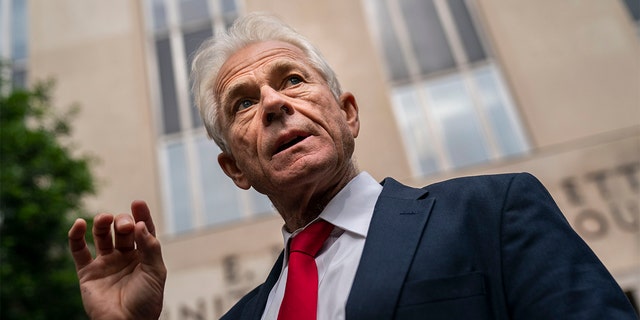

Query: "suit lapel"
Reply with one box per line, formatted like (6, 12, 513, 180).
(346, 178, 434, 320)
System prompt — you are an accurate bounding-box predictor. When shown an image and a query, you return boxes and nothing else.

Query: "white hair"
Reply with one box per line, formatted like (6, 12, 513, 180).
(191, 12, 343, 153)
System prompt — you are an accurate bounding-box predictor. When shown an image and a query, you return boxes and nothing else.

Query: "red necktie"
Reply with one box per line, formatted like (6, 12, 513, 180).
(278, 220, 334, 320)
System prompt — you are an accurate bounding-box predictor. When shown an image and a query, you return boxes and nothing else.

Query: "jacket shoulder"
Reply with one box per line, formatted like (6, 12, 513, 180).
(381, 172, 541, 198)
(428, 172, 536, 188)
(425, 172, 545, 198)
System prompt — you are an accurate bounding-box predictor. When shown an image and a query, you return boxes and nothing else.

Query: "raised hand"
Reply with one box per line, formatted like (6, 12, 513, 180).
(68, 200, 167, 320)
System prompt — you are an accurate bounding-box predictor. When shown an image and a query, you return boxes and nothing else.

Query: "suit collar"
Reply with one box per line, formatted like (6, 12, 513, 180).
(346, 177, 434, 319)
(379, 177, 430, 199)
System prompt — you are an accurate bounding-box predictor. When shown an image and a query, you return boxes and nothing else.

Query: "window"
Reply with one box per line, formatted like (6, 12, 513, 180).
(146, 0, 274, 235)
(364, 0, 529, 176)
(0, 0, 28, 89)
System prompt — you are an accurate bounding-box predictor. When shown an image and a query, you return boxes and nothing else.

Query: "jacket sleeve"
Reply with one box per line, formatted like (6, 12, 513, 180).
(500, 173, 637, 319)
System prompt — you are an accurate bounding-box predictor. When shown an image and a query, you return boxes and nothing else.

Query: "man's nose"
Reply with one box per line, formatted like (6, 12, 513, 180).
(261, 86, 294, 125)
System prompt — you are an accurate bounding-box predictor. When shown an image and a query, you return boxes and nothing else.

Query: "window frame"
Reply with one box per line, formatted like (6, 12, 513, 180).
(364, 0, 530, 177)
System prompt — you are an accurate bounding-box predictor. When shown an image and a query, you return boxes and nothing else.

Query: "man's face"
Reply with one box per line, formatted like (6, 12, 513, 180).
(214, 41, 360, 196)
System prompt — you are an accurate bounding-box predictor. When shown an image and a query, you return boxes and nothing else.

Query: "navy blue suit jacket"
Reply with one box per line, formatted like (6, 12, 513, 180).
(222, 173, 637, 319)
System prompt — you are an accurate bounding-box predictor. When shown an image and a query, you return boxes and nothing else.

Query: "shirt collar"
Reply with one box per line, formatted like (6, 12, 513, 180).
(280, 171, 383, 244)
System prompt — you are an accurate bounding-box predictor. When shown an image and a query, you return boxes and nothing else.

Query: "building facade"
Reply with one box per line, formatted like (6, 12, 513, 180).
(12, 0, 639, 318)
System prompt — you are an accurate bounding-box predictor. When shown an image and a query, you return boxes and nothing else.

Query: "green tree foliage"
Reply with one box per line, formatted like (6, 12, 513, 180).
(0, 79, 95, 319)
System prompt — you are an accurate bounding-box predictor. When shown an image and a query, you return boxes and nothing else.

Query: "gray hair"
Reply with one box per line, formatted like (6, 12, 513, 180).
(191, 12, 343, 153)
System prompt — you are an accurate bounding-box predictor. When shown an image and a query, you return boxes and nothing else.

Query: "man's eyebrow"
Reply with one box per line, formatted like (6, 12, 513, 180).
(266, 60, 312, 79)
(220, 82, 252, 111)
(219, 81, 252, 115)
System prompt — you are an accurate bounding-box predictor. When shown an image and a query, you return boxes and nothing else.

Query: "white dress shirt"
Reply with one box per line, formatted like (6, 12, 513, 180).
(260, 172, 383, 320)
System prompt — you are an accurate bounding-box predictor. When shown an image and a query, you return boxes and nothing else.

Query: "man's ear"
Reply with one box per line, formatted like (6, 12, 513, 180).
(218, 152, 251, 190)
(339, 92, 360, 138)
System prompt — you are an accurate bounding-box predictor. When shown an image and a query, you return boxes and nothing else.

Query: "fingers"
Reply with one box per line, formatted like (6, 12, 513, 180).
(68, 218, 93, 271)
(134, 221, 167, 279)
(114, 214, 135, 252)
(130, 200, 165, 275)
(76, 201, 157, 260)
(131, 201, 165, 277)
(93, 213, 115, 255)
(131, 200, 157, 237)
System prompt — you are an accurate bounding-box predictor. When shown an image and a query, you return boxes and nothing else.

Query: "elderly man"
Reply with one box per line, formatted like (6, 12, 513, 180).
(68, 13, 637, 320)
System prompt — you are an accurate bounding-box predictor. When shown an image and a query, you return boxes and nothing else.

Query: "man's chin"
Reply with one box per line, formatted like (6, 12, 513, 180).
(271, 150, 328, 171)
(272, 159, 334, 183)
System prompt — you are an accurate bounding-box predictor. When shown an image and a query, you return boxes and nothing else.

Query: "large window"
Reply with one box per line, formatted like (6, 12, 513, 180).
(146, 0, 274, 235)
(0, 0, 28, 90)
(364, 0, 529, 176)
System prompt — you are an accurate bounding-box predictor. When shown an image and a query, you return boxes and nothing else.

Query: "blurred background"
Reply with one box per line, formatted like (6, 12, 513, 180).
(1, 0, 638, 318)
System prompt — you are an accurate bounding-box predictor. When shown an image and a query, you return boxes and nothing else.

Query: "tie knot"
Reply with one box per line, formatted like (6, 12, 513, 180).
(289, 220, 334, 257)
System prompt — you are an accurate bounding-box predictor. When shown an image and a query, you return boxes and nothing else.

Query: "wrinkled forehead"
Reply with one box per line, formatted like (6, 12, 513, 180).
(214, 40, 309, 97)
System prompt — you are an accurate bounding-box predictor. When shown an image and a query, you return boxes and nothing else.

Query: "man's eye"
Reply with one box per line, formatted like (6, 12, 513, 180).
(287, 76, 303, 86)
(237, 99, 255, 111)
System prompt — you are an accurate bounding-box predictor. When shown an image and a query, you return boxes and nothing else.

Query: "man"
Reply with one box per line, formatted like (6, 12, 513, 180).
(68, 13, 637, 319)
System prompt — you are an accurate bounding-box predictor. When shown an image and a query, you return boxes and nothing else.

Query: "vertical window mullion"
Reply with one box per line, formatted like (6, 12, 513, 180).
(473, 65, 531, 157)
(397, 0, 455, 75)
(415, 83, 452, 172)
(164, 139, 194, 233)
(434, 0, 501, 160)
(168, 0, 206, 230)
(142, 0, 167, 138)
(433, 0, 468, 66)
(386, 0, 452, 172)
(461, 71, 502, 159)
(459, 0, 492, 60)
(391, 86, 443, 175)
(156, 37, 181, 134)
(424, 74, 491, 168)
(209, 0, 226, 33)
(185, 135, 206, 229)
(385, 0, 421, 78)
(183, 27, 214, 128)
(195, 134, 243, 226)
(167, 0, 194, 131)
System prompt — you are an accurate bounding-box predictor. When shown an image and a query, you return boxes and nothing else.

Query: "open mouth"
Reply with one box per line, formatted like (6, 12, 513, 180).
(275, 135, 308, 154)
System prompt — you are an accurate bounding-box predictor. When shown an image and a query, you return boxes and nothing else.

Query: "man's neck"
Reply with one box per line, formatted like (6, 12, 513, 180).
(272, 164, 360, 232)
